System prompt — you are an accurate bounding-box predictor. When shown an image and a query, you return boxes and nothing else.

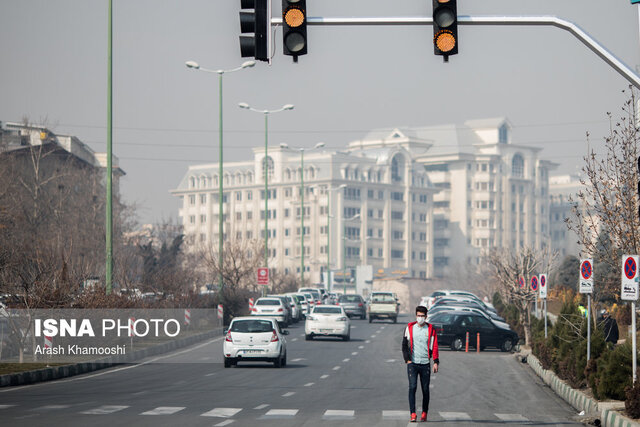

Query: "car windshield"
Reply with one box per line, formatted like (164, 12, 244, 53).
(313, 307, 342, 314)
(230, 319, 274, 333)
(372, 295, 395, 303)
(430, 313, 456, 324)
(295, 294, 307, 302)
(339, 295, 361, 303)
(256, 299, 280, 306)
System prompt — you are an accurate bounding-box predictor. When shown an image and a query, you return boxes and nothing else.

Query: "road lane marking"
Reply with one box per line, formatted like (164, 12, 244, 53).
(214, 421, 234, 426)
(201, 408, 242, 418)
(304, 382, 314, 387)
(291, 338, 298, 341)
(0, 405, 15, 409)
(254, 404, 269, 410)
(381, 326, 386, 329)
(141, 407, 185, 415)
(351, 351, 358, 355)
(282, 392, 295, 397)
(440, 412, 471, 421)
(199, 356, 211, 361)
(291, 358, 306, 362)
(261, 409, 298, 419)
(332, 366, 341, 371)
(205, 372, 216, 377)
(323, 410, 355, 420)
(386, 359, 397, 363)
(320, 375, 329, 379)
(382, 410, 406, 419)
(33, 405, 70, 410)
(495, 414, 529, 422)
(358, 345, 364, 349)
(81, 405, 129, 415)
(371, 335, 377, 338)
(365, 340, 371, 343)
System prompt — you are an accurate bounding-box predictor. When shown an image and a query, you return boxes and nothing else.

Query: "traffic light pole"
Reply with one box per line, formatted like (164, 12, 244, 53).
(269, 15, 640, 89)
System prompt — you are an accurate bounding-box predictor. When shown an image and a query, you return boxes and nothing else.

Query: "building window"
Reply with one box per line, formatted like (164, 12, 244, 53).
(200, 194, 207, 204)
(393, 230, 404, 239)
(391, 249, 404, 259)
(344, 187, 361, 200)
(236, 191, 242, 201)
(284, 208, 290, 218)
(368, 189, 375, 199)
(246, 231, 253, 239)
(236, 231, 242, 240)
(392, 191, 403, 201)
(200, 214, 207, 223)
(262, 156, 274, 181)
(378, 248, 383, 257)
(247, 190, 253, 200)
(391, 211, 403, 220)
(236, 212, 242, 220)
(512, 154, 524, 178)
(189, 195, 196, 205)
(344, 207, 361, 218)
(189, 215, 195, 224)
(499, 124, 508, 143)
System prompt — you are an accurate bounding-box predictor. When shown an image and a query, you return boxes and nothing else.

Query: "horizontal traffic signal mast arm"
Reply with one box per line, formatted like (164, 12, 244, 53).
(269, 14, 640, 89)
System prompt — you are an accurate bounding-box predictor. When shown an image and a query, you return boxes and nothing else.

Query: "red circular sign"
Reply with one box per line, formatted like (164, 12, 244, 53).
(540, 275, 546, 287)
(581, 261, 592, 280)
(625, 257, 637, 280)
(518, 277, 525, 288)
(531, 276, 538, 291)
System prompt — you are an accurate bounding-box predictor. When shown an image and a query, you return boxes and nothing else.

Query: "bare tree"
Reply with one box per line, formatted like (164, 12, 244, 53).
(567, 88, 640, 302)
(486, 246, 557, 346)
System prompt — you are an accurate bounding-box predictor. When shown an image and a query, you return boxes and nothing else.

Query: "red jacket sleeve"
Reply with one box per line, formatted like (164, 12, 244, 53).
(429, 324, 439, 364)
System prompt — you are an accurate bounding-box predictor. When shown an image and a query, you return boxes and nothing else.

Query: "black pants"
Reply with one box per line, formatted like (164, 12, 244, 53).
(407, 362, 431, 414)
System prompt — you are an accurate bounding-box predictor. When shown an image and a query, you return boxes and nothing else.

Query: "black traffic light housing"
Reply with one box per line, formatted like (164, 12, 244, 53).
(239, 0, 269, 62)
(432, 0, 458, 61)
(282, 0, 307, 61)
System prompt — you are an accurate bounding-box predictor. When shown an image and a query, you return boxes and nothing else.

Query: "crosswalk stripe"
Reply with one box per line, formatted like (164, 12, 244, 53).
(382, 410, 406, 419)
(261, 409, 298, 419)
(81, 405, 129, 415)
(323, 409, 355, 420)
(141, 406, 185, 415)
(495, 413, 529, 421)
(201, 408, 242, 418)
(440, 412, 471, 421)
(214, 420, 234, 426)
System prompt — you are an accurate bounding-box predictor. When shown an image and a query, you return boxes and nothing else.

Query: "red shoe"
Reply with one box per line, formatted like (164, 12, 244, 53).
(410, 413, 417, 422)
(421, 412, 427, 422)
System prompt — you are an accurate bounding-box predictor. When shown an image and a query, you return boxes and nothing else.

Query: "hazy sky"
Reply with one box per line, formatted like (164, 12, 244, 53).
(2, 0, 639, 224)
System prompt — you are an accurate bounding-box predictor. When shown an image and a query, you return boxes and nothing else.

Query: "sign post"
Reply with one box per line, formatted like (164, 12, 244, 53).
(622, 255, 639, 383)
(257, 267, 269, 297)
(580, 259, 593, 361)
(539, 273, 548, 338)
(531, 275, 539, 318)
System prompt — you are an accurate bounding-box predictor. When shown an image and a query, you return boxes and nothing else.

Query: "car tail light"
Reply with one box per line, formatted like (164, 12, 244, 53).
(358, 303, 363, 307)
(335, 303, 339, 306)
(277, 308, 283, 312)
(337, 316, 347, 321)
(270, 330, 279, 342)
(251, 308, 257, 312)
(225, 331, 233, 342)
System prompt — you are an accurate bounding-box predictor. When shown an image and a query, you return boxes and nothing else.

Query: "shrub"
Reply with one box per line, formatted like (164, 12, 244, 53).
(594, 342, 632, 400)
(625, 381, 640, 419)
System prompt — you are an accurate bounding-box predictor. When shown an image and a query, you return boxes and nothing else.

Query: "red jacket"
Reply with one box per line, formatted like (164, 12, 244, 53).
(402, 321, 439, 364)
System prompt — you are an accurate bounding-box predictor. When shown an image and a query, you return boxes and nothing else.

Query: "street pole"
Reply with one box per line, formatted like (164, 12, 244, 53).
(342, 235, 346, 295)
(327, 191, 331, 291)
(300, 148, 305, 288)
(105, 0, 113, 295)
(633, 301, 637, 383)
(544, 298, 548, 339)
(587, 294, 591, 361)
(264, 112, 269, 297)
(218, 72, 224, 295)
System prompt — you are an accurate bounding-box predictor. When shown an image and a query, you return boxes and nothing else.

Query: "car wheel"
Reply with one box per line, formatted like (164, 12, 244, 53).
(224, 358, 231, 368)
(282, 352, 287, 367)
(361, 314, 366, 320)
(343, 332, 350, 341)
(451, 336, 464, 351)
(368, 317, 373, 323)
(393, 317, 397, 324)
(501, 338, 514, 352)
(305, 334, 313, 341)
(274, 355, 282, 368)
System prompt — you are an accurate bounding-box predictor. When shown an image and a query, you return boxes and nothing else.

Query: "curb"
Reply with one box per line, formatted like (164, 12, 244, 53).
(0, 328, 222, 387)
(522, 353, 640, 427)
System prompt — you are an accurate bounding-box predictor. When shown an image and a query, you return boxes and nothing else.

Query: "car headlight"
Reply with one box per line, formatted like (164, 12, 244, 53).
(306, 315, 316, 321)
(337, 316, 347, 321)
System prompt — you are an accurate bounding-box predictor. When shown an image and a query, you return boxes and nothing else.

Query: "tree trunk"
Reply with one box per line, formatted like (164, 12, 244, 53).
(520, 301, 532, 347)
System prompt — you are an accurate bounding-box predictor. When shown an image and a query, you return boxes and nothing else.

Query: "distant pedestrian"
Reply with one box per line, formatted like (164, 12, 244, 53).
(600, 310, 619, 346)
(402, 305, 439, 423)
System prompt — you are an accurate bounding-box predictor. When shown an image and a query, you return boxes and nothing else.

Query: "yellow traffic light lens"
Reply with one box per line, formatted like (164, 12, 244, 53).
(437, 0, 450, 2)
(284, 8, 305, 28)
(435, 30, 456, 53)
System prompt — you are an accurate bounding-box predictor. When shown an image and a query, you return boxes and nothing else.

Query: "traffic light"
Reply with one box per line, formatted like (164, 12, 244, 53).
(432, 0, 458, 61)
(239, 0, 269, 62)
(282, 0, 307, 61)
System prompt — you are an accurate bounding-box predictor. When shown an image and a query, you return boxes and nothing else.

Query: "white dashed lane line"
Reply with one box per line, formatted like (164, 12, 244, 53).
(332, 366, 341, 371)
(320, 375, 329, 379)
(365, 340, 371, 343)
(282, 392, 296, 397)
(342, 358, 350, 362)
(352, 351, 358, 355)
(358, 345, 364, 349)
(254, 404, 269, 410)
(214, 420, 235, 426)
(304, 382, 314, 387)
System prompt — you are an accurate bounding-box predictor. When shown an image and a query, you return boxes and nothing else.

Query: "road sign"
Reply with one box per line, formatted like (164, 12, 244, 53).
(257, 267, 269, 285)
(622, 255, 640, 300)
(217, 304, 224, 320)
(249, 297, 255, 311)
(539, 273, 548, 299)
(580, 258, 593, 294)
(531, 275, 539, 292)
(184, 309, 191, 326)
(518, 277, 525, 289)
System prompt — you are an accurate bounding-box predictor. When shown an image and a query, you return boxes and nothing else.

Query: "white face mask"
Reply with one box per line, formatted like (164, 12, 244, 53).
(416, 316, 426, 325)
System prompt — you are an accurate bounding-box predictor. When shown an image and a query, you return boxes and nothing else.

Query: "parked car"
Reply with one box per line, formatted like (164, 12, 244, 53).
(337, 294, 367, 319)
(223, 317, 288, 368)
(305, 305, 350, 341)
(427, 305, 511, 330)
(251, 297, 288, 326)
(429, 311, 519, 352)
(368, 292, 399, 323)
(431, 297, 500, 318)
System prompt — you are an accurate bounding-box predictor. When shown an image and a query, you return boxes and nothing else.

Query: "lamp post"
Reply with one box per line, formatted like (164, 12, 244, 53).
(279, 142, 325, 287)
(239, 102, 294, 295)
(185, 59, 255, 295)
(326, 184, 346, 291)
(342, 213, 361, 294)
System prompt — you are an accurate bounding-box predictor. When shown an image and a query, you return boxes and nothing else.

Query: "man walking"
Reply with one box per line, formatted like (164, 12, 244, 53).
(601, 309, 619, 346)
(402, 305, 439, 422)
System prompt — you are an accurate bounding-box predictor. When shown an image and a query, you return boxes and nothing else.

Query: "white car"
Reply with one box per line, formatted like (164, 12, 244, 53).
(223, 317, 288, 368)
(251, 297, 287, 325)
(305, 305, 351, 341)
(292, 293, 310, 317)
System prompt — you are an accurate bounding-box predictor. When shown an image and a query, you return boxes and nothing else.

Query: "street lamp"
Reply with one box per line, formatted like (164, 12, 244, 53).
(279, 142, 324, 287)
(239, 102, 294, 295)
(185, 59, 255, 296)
(326, 184, 346, 291)
(342, 213, 361, 294)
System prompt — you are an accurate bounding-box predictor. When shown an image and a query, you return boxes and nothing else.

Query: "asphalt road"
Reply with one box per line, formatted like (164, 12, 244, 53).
(0, 315, 583, 426)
